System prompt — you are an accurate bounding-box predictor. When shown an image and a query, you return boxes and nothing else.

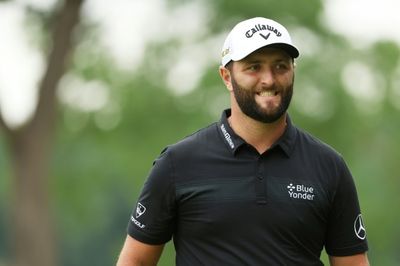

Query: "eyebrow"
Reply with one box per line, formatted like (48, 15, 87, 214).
(242, 58, 290, 65)
(243, 59, 262, 65)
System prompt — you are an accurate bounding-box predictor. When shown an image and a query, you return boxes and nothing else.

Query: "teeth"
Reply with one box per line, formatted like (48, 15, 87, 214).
(259, 91, 277, 97)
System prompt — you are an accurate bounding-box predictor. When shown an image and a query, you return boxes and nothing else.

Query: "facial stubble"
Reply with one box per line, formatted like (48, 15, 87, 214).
(230, 73, 294, 123)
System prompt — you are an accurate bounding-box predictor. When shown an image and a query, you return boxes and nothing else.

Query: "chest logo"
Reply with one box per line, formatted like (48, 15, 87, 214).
(287, 183, 315, 201)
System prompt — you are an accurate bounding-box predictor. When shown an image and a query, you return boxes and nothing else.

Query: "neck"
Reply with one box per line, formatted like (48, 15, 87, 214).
(228, 109, 287, 154)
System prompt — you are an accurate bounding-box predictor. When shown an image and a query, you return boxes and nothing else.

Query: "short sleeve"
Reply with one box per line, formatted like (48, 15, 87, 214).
(127, 148, 176, 245)
(325, 157, 368, 256)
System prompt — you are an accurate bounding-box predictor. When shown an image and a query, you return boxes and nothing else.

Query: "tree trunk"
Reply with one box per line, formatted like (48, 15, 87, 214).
(0, 0, 84, 265)
(10, 129, 56, 266)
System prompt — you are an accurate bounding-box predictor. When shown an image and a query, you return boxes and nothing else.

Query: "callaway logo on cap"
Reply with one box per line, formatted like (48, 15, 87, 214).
(221, 17, 299, 66)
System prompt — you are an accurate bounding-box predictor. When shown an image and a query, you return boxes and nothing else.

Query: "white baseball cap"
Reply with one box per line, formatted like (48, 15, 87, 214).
(221, 17, 299, 67)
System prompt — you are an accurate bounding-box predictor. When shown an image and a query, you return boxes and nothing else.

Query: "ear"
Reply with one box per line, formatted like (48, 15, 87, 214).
(219, 66, 233, 92)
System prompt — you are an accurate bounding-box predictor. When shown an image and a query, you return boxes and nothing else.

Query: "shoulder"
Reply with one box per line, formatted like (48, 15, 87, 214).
(157, 122, 220, 160)
(294, 126, 347, 170)
(293, 127, 353, 195)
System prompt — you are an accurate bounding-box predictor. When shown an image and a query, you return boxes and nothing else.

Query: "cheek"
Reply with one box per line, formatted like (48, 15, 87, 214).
(234, 74, 259, 89)
(277, 73, 294, 87)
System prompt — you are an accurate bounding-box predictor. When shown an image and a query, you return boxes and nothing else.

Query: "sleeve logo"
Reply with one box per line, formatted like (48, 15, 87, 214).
(354, 214, 367, 240)
(130, 202, 147, 229)
(136, 202, 147, 218)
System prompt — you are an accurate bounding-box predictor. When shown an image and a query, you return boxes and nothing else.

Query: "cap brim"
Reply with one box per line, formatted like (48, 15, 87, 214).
(226, 43, 300, 66)
(267, 43, 299, 58)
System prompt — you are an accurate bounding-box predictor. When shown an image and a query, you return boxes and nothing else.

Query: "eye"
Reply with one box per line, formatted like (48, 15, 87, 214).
(275, 63, 288, 70)
(247, 64, 261, 72)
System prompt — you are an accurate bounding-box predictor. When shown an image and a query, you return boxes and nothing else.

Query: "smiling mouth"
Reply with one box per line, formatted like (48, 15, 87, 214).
(258, 90, 279, 97)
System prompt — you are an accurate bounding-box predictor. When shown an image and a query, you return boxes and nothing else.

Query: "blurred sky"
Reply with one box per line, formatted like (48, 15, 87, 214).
(0, 0, 399, 128)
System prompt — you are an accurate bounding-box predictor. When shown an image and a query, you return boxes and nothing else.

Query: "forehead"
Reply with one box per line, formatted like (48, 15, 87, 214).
(239, 46, 292, 63)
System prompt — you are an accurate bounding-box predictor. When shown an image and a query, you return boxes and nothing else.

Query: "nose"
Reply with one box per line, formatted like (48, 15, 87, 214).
(260, 68, 275, 87)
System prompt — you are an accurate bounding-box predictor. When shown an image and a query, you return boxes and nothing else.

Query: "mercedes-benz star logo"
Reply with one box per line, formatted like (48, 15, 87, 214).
(354, 214, 366, 240)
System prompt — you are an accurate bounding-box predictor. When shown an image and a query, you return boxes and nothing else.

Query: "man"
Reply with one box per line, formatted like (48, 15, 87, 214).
(117, 17, 369, 265)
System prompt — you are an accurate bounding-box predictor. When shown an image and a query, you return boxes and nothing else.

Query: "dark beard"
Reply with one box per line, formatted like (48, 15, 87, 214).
(231, 75, 294, 123)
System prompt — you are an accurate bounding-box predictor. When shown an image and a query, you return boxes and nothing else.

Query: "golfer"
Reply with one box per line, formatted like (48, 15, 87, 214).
(117, 17, 369, 265)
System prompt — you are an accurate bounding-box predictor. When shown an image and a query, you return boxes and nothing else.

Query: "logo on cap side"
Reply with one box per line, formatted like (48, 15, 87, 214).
(222, 48, 230, 58)
(245, 24, 282, 38)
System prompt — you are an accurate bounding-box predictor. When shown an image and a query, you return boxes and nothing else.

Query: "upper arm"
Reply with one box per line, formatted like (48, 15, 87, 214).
(325, 157, 369, 256)
(117, 235, 165, 266)
(329, 253, 369, 266)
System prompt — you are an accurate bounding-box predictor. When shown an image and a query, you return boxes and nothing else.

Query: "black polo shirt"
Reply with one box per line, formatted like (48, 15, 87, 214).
(127, 109, 368, 265)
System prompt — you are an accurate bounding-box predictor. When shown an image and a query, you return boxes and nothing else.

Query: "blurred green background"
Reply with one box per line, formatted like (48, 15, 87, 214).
(1, 0, 400, 265)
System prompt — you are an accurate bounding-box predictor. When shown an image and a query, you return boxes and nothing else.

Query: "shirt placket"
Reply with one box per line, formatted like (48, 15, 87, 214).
(255, 155, 267, 205)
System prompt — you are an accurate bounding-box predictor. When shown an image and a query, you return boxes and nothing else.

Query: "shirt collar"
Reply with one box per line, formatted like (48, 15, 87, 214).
(218, 109, 246, 154)
(272, 114, 297, 157)
(218, 109, 297, 156)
